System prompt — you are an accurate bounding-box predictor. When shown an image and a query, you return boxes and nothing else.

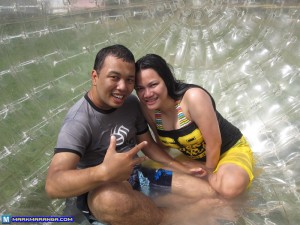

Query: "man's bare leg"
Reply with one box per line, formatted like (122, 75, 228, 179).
(152, 171, 217, 208)
(140, 159, 218, 208)
(176, 198, 238, 225)
(151, 170, 239, 225)
(156, 195, 238, 225)
(88, 180, 239, 225)
(145, 156, 217, 200)
(171, 171, 217, 199)
(88, 181, 168, 225)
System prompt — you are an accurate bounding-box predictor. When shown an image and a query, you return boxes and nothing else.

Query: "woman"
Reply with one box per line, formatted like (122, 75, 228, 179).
(135, 54, 255, 198)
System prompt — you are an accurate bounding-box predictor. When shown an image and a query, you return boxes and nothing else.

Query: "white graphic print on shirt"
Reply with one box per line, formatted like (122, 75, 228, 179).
(111, 125, 129, 146)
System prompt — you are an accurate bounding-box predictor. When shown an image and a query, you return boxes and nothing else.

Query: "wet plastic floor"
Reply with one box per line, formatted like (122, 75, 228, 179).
(0, 1, 299, 224)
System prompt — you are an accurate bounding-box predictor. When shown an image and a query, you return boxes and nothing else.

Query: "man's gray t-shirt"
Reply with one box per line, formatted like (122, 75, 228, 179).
(55, 93, 148, 169)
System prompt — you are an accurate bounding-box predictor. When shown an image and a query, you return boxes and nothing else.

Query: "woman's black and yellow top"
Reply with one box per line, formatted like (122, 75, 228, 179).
(154, 87, 242, 161)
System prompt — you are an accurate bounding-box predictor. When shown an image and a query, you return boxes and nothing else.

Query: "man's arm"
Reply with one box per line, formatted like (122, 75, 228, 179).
(45, 136, 147, 198)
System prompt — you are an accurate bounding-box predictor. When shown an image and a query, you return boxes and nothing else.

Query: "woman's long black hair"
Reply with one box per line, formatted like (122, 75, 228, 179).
(135, 54, 217, 110)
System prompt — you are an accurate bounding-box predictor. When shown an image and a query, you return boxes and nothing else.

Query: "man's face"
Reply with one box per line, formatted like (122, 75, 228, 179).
(91, 55, 135, 110)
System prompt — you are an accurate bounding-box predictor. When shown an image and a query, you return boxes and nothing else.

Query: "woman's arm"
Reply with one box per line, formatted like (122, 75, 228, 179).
(183, 88, 222, 170)
(138, 104, 206, 175)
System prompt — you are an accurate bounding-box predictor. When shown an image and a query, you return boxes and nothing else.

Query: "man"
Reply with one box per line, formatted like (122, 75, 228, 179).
(45, 44, 216, 225)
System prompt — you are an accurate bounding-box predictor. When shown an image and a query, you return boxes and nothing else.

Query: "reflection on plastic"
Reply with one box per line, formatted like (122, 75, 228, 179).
(0, 0, 299, 225)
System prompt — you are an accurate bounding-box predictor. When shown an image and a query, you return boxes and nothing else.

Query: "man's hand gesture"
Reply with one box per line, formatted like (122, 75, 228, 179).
(101, 135, 147, 182)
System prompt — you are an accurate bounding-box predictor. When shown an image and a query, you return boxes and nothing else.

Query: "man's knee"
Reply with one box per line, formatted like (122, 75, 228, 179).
(88, 182, 135, 220)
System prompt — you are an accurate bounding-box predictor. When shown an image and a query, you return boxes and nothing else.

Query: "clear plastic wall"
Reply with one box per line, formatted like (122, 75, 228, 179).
(0, 0, 299, 224)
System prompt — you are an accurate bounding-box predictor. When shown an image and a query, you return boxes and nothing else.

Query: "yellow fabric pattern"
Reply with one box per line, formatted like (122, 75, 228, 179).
(214, 136, 255, 186)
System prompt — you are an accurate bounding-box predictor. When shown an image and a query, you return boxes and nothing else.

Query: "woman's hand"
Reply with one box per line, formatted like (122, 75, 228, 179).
(181, 160, 213, 178)
(189, 167, 208, 177)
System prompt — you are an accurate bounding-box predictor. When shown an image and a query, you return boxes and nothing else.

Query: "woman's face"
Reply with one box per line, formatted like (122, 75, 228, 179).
(135, 68, 169, 110)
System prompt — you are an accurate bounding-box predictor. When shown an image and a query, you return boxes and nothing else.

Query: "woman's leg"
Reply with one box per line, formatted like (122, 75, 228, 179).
(208, 163, 250, 198)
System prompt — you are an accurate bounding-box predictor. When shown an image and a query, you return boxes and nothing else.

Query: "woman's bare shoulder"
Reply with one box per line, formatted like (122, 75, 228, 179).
(183, 87, 211, 104)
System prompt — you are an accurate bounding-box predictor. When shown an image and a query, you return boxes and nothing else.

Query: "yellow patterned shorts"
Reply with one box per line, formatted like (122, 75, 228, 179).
(214, 136, 255, 187)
